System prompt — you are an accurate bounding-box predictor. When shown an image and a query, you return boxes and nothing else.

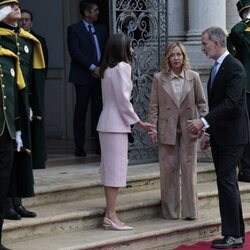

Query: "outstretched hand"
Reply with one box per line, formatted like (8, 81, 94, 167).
(138, 121, 156, 133)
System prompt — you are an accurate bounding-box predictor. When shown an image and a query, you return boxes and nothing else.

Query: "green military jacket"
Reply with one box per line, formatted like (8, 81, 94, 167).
(0, 24, 46, 196)
(0, 25, 45, 116)
(228, 19, 250, 92)
(0, 47, 25, 139)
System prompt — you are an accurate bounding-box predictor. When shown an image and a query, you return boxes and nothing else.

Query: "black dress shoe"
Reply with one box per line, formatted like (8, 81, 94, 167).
(211, 236, 243, 249)
(74, 148, 86, 157)
(0, 244, 11, 250)
(4, 207, 21, 220)
(184, 217, 196, 220)
(238, 171, 250, 182)
(15, 205, 37, 218)
(213, 236, 245, 244)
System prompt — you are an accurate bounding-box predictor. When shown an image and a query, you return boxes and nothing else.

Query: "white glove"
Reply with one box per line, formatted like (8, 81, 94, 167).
(29, 107, 33, 121)
(15, 130, 23, 152)
(0, 6, 12, 22)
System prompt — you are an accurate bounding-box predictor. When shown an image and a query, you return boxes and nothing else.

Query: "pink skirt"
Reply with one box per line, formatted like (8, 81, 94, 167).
(99, 132, 128, 187)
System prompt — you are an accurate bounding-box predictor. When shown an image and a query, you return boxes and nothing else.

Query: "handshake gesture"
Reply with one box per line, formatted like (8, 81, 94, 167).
(187, 119, 210, 151)
(137, 121, 156, 133)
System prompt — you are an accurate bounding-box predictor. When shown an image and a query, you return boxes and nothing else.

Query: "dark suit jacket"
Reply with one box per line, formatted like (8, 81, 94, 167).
(67, 21, 108, 85)
(30, 30, 49, 75)
(205, 54, 250, 146)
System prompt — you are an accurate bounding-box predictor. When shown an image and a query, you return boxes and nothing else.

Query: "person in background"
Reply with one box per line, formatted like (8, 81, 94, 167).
(227, 0, 250, 182)
(0, 0, 46, 220)
(19, 9, 49, 75)
(18, 8, 47, 170)
(148, 42, 207, 220)
(0, 7, 26, 248)
(67, 0, 108, 157)
(187, 27, 249, 249)
(97, 33, 155, 231)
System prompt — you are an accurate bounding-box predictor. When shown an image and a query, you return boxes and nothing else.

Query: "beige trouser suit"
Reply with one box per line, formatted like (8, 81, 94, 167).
(149, 70, 208, 219)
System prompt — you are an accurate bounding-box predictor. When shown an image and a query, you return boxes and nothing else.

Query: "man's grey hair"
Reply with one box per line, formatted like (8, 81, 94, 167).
(202, 27, 227, 48)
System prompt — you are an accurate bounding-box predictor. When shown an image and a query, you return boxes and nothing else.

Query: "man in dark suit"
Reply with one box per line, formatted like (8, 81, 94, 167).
(227, 0, 250, 182)
(67, 0, 108, 157)
(187, 27, 250, 249)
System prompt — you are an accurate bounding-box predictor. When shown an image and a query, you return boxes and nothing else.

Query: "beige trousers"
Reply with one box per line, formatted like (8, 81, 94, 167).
(159, 134, 198, 219)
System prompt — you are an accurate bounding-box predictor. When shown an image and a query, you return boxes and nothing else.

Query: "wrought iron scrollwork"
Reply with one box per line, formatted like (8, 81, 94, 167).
(110, 0, 168, 164)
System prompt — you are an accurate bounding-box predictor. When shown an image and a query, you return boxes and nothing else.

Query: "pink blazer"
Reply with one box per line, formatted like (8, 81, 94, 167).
(97, 62, 140, 133)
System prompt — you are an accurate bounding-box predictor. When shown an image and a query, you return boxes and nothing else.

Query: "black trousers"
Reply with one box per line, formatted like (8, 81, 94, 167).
(0, 128, 14, 243)
(240, 93, 250, 174)
(211, 137, 245, 237)
(73, 78, 102, 150)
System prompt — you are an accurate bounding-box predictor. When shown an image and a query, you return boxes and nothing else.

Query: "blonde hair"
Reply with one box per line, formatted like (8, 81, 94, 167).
(161, 42, 190, 73)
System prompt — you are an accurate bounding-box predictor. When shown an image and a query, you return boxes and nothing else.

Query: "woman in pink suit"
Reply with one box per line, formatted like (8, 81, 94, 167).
(97, 33, 155, 231)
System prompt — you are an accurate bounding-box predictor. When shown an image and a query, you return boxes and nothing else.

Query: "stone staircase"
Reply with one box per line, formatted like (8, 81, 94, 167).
(3, 155, 250, 250)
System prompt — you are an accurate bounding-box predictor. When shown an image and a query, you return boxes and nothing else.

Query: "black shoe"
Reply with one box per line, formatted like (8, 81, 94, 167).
(4, 207, 21, 220)
(74, 148, 86, 157)
(15, 205, 37, 218)
(238, 172, 250, 182)
(213, 236, 245, 244)
(184, 217, 196, 220)
(0, 244, 11, 250)
(211, 236, 243, 249)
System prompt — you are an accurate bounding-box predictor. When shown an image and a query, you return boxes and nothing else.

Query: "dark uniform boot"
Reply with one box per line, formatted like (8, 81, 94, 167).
(13, 197, 37, 218)
(4, 198, 21, 220)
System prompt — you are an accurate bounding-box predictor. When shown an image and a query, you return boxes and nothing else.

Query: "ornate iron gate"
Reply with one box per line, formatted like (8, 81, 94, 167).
(109, 0, 168, 164)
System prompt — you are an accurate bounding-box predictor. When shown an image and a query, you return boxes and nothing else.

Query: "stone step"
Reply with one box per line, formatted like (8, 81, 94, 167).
(3, 181, 250, 244)
(23, 161, 216, 208)
(6, 203, 250, 250)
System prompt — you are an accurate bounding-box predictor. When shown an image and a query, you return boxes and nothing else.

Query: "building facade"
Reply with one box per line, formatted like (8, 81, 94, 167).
(20, 0, 239, 162)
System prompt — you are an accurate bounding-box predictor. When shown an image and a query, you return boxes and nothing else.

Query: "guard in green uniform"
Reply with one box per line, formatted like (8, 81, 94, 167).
(0, 46, 25, 250)
(0, 0, 46, 220)
(228, 0, 250, 182)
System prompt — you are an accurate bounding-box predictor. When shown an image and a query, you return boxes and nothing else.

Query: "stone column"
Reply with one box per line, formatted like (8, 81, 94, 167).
(185, 0, 227, 70)
(187, 0, 226, 40)
(168, 0, 186, 41)
(226, 0, 240, 31)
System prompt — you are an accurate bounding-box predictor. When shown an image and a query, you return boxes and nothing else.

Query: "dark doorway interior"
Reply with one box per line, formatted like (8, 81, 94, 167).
(98, 0, 109, 34)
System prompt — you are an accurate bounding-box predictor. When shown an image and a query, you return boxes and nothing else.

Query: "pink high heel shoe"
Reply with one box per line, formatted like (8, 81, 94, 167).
(103, 217, 134, 231)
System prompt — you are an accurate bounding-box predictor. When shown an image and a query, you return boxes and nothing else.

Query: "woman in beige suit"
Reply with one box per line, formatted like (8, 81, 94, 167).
(148, 42, 208, 220)
(97, 33, 155, 231)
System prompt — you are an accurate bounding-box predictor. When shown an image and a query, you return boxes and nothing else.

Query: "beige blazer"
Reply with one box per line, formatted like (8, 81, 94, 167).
(148, 69, 208, 145)
(97, 62, 140, 133)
